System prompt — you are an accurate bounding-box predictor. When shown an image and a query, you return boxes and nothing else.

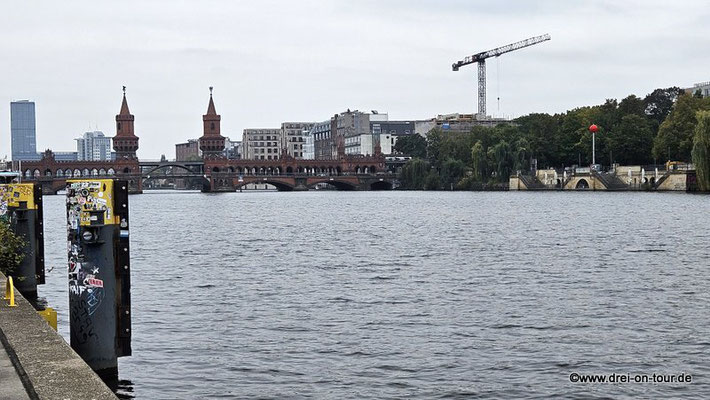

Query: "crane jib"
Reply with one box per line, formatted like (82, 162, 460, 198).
(451, 34, 551, 118)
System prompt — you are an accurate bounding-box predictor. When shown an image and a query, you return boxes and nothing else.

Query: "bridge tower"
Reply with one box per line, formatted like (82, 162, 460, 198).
(199, 87, 226, 159)
(113, 86, 139, 160)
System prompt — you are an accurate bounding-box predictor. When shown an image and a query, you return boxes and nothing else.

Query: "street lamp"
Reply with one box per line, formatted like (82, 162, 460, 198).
(589, 124, 599, 168)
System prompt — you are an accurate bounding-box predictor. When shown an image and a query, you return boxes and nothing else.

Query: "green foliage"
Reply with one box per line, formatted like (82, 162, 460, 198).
(393, 134, 427, 159)
(492, 140, 513, 181)
(643, 87, 684, 129)
(398, 158, 432, 190)
(652, 94, 710, 162)
(0, 220, 24, 277)
(471, 141, 487, 181)
(440, 158, 466, 187)
(606, 114, 654, 165)
(401, 86, 703, 190)
(424, 170, 440, 190)
(692, 111, 710, 191)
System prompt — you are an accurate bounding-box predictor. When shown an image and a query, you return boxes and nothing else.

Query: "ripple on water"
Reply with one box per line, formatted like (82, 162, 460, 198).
(36, 191, 710, 399)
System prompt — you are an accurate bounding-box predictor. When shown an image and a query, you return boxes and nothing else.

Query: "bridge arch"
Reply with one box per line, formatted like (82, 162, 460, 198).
(370, 180, 392, 190)
(307, 179, 357, 191)
(575, 179, 589, 189)
(234, 178, 295, 191)
(143, 164, 197, 176)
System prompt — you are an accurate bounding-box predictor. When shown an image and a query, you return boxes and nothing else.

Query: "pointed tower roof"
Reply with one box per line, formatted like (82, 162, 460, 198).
(119, 85, 131, 115)
(206, 86, 217, 115)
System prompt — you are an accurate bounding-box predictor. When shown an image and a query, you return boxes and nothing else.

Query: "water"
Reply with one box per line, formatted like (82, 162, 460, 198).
(38, 191, 710, 399)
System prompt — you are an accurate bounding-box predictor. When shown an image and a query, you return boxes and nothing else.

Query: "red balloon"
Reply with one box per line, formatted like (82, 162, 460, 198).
(589, 124, 599, 133)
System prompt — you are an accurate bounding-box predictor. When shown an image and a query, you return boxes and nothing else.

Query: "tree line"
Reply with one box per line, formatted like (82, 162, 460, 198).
(394, 87, 710, 190)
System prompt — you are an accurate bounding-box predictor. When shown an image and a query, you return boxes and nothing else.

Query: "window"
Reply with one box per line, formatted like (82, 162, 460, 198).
(211, 122, 215, 130)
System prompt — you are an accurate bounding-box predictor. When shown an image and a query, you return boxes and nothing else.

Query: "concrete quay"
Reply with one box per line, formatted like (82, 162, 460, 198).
(1, 273, 117, 400)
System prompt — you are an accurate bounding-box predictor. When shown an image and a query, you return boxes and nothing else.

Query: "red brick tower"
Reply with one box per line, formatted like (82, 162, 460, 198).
(113, 86, 139, 160)
(199, 87, 226, 159)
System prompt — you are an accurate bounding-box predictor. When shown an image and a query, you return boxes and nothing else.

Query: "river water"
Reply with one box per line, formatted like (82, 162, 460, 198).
(37, 190, 710, 399)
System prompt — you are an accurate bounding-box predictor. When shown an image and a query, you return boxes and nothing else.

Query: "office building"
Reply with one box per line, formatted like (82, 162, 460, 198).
(10, 100, 39, 160)
(76, 131, 113, 161)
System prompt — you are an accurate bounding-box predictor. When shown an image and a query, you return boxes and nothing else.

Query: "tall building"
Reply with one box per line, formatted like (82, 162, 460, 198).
(76, 131, 113, 161)
(281, 122, 314, 159)
(242, 128, 281, 160)
(10, 100, 39, 160)
(198, 87, 226, 159)
(113, 87, 139, 160)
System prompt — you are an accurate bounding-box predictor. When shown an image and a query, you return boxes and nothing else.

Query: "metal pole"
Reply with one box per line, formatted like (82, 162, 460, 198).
(592, 131, 596, 166)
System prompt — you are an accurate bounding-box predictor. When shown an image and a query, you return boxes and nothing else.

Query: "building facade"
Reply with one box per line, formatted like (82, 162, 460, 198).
(340, 110, 372, 156)
(281, 122, 314, 159)
(688, 81, 710, 97)
(10, 100, 39, 161)
(312, 119, 334, 160)
(243, 128, 281, 160)
(224, 138, 241, 159)
(76, 131, 112, 161)
(176, 139, 201, 161)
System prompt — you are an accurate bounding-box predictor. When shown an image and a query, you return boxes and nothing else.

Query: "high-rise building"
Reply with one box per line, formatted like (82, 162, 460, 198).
(76, 131, 113, 161)
(10, 100, 39, 160)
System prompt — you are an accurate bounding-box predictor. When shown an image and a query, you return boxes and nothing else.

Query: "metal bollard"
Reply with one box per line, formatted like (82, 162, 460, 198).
(66, 179, 131, 378)
(0, 183, 45, 298)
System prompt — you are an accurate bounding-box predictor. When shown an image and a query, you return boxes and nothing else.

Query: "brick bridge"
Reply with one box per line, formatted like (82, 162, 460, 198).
(11, 88, 396, 194)
(16, 150, 395, 194)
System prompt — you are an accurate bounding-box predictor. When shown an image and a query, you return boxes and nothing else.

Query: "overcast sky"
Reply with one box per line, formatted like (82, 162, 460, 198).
(1, 0, 708, 159)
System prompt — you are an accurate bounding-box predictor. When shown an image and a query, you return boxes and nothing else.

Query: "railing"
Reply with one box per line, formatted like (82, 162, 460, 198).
(4, 276, 17, 307)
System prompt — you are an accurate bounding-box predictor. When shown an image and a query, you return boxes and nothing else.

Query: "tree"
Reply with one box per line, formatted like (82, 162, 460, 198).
(606, 114, 654, 165)
(0, 221, 24, 277)
(692, 111, 710, 191)
(440, 158, 466, 188)
(398, 158, 432, 190)
(492, 140, 513, 181)
(653, 94, 705, 162)
(513, 138, 531, 172)
(643, 87, 684, 128)
(471, 141, 487, 182)
(393, 134, 427, 159)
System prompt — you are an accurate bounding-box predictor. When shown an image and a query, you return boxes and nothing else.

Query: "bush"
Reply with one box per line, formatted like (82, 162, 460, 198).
(0, 220, 24, 277)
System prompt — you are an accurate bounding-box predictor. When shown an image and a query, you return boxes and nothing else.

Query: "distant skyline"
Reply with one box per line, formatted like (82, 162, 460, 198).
(2, 0, 709, 159)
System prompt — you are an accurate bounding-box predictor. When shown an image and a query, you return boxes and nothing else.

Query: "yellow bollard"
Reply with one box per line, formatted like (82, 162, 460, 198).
(4, 276, 17, 307)
(37, 307, 58, 331)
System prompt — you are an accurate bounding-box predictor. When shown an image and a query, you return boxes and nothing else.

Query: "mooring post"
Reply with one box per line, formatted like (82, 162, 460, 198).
(66, 178, 131, 378)
(0, 182, 45, 298)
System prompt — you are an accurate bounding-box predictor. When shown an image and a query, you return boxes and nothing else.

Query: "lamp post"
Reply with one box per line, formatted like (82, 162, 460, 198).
(589, 124, 599, 168)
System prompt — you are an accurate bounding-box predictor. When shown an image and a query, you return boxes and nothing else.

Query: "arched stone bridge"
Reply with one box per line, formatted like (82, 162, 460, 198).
(14, 150, 396, 194)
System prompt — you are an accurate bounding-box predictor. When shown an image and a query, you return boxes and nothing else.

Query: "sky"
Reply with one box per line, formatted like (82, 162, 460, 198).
(1, 0, 708, 160)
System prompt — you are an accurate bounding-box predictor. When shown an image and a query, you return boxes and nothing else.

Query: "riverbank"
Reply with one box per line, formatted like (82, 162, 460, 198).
(0, 273, 116, 400)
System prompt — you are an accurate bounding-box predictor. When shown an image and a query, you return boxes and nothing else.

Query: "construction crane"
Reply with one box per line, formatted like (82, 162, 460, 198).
(452, 33, 551, 119)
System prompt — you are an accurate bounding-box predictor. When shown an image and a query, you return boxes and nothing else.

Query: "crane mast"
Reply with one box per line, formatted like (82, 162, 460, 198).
(452, 34, 551, 119)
